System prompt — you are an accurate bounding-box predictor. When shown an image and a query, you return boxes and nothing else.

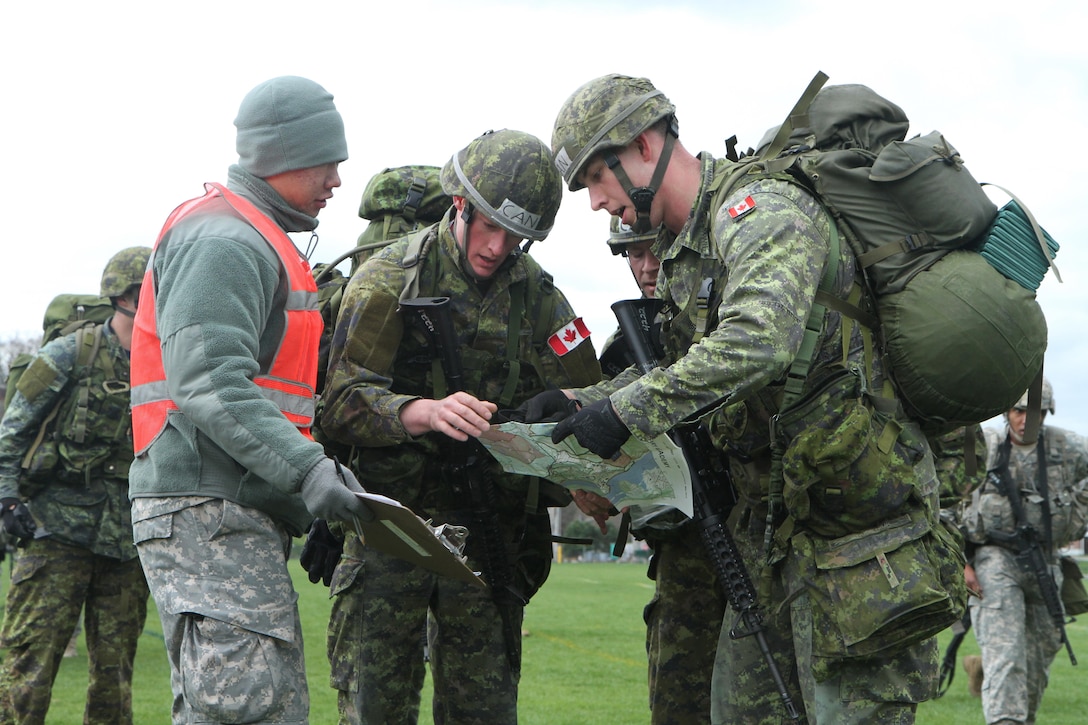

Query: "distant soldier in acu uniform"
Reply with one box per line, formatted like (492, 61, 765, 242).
(962, 379, 1088, 725)
(521, 74, 955, 724)
(0, 246, 152, 725)
(319, 129, 602, 725)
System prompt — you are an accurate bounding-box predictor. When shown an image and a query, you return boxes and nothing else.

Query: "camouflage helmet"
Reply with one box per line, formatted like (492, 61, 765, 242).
(441, 129, 562, 242)
(607, 214, 657, 255)
(1013, 377, 1055, 415)
(552, 74, 676, 191)
(100, 246, 152, 298)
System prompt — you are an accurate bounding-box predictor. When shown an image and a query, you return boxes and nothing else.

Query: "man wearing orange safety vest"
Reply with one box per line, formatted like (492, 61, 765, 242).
(129, 75, 371, 724)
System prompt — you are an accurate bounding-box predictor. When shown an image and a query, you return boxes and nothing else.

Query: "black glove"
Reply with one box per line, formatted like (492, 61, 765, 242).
(507, 389, 578, 423)
(551, 398, 631, 459)
(1, 497, 37, 547)
(299, 519, 343, 586)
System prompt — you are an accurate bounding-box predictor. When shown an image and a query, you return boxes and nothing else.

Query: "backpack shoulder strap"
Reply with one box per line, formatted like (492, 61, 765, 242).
(760, 71, 829, 170)
(68, 323, 109, 445)
(708, 72, 831, 219)
(19, 324, 104, 468)
(529, 269, 556, 347)
(399, 225, 438, 302)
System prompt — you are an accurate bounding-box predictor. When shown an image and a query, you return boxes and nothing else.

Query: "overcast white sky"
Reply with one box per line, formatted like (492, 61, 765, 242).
(3, 0, 1085, 434)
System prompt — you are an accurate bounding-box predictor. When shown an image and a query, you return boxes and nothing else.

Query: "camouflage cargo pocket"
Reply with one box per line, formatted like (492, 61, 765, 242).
(21, 437, 60, 484)
(29, 485, 107, 549)
(778, 368, 924, 538)
(792, 508, 966, 664)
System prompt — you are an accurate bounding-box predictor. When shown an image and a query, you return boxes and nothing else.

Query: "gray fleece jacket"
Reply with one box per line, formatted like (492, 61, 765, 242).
(129, 166, 326, 535)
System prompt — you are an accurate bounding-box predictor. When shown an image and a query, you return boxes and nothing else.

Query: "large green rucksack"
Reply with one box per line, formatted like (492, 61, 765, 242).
(3, 294, 113, 413)
(355, 164, 454, 267)
(714, 72, 1056, 433)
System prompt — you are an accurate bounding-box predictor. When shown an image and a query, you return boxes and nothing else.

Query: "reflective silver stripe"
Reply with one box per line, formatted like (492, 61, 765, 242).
(286, 289, 318, 311)
(130, 380, 313, 422)
(257, 381, 315, 421)
(130, 380, 172, 407)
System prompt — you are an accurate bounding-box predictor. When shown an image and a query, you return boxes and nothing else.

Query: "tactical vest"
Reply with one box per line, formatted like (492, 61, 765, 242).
(397, 225, 599, 407)
(18, 323, 133, 489)
(966, 428, 1087, 548)
(131, 183, 322, 454)
(351, 227, 598, 514)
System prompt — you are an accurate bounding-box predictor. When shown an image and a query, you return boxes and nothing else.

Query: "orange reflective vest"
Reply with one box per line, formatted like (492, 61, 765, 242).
(131, 183, 322, 455)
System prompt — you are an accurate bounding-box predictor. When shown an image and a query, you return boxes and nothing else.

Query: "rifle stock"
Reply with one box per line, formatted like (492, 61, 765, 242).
(400, 297, 463, 391)
(611, 298, 801, 721)
(401, 296, 527, 678)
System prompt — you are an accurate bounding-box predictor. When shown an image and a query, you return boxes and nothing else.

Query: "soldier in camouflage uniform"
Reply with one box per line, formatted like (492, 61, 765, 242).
(961, 380, 1088, 724)
(318, 129, 602, 725)
(597, 216, 663, 379)
(589, 216, 726, 724)
(0, 247, 152, 724)
(520, 74, 952, 724)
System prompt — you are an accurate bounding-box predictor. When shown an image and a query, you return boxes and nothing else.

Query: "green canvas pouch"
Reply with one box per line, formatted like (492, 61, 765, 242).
(1060, 555, 1088, 616)
(776, 367, 925, 538)
(791, 508, 967, 671)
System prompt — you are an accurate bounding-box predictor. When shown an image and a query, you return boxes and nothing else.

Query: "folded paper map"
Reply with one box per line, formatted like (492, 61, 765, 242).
(478, 422, 693, 517)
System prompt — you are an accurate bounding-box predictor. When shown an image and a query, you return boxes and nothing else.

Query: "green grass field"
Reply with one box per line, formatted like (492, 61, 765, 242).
(19, 558, 1088, 724)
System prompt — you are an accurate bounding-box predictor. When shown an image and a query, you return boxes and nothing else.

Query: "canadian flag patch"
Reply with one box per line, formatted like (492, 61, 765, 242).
(548, 318, 591, 356)
(727, 195, 756, 220)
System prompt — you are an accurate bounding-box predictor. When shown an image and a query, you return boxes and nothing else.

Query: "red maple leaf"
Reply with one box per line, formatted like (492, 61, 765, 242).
(563, 328, 577, 343)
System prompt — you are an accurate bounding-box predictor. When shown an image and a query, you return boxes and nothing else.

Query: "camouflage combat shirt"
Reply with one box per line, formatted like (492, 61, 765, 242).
(320, 209, 601, 513)
(0, 320, 136, 560)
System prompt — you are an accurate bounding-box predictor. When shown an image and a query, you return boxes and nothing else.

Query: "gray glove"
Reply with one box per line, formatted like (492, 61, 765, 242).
(300, 459, 373, 524)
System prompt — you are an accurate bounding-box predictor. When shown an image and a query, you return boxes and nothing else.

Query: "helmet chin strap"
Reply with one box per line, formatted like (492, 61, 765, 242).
(604, 121, 677, 233)
(454, 203, 482, 282)
(111, 291, 139, 318)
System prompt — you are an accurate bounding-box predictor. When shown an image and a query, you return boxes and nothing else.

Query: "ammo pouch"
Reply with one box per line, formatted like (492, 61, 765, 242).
(514, 511, 555, 602)
(28, 482, 109, 550)
(1060, 555, 1088, 616)
(790, 507, 967, 667)
(775, 367, 926, 538)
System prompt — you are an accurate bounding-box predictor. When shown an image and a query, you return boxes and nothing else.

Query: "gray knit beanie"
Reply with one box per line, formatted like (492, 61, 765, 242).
(234, 76, 348, 178)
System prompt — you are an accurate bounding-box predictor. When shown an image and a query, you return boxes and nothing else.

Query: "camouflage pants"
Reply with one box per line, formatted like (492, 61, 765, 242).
(711, 504, 936, 724)
(327, 536, 520, 725)
(0, 536, 148, 725)
(132, 497, 308, 725)
(642, 522, 726, 724)
(970, 545, 1063, 725)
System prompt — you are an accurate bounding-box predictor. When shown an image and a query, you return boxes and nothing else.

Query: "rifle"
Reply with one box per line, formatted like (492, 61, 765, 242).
(986, 468, 1077, 665)
(612, 298, 801, 721)
(400, 296, 527, 678)
(936, 609, 972, 697)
